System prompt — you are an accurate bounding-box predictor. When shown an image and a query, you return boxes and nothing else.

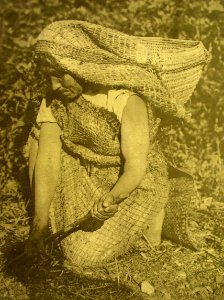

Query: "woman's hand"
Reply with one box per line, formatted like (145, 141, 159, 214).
(24, 221, 48, 260)
(25, 236, 45, 260)
(26, 122, 61, 260)
(91, 193, 119, 221)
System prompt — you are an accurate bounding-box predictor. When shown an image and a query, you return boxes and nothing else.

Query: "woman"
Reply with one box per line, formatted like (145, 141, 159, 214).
(25, 20, 210, 268)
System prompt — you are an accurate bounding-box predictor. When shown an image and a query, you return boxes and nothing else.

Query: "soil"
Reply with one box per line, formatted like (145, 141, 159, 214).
(0, 197, 224, 300)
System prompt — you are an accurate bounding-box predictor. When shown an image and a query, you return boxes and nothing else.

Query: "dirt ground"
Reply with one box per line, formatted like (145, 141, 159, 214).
(0, 195, 224, 300)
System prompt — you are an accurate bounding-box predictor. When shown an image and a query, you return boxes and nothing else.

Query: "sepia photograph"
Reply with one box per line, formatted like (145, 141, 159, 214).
(0, 0, 224, 299)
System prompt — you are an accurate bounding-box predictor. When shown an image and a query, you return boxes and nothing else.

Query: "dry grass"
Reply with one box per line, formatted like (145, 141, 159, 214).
(0, 189, 224, 299)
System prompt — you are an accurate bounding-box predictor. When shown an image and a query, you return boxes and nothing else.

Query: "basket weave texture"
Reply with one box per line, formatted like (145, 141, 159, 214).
(35, 20, 210, 119)
(24, 93, 199, 267)
(26, 20, 206, 267)
(49, 147, 170, 267)
(44, 96, 196, 267)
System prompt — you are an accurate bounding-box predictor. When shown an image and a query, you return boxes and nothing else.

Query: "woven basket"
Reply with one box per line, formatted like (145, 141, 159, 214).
(35, 20, 210, 119)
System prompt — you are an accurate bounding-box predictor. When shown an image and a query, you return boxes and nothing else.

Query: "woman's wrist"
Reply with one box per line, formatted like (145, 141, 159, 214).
(30, 216, 49, 237)
(109, 165, 146, 204)
(109, 191, 129, 204)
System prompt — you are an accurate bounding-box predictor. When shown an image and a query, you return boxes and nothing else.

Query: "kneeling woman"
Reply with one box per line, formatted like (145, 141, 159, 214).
(25, 20, 209, 267)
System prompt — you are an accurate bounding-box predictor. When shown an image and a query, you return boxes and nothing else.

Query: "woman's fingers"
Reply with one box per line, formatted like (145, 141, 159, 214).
(102, 194, 114, 208)
(96, 197, 105, 214)
(91, 205, 113, 221)
(104, 204, 118, 213)
(91, 193, 118, 221)
(24, 237, 45, 260)
(24, 224, 48, 260)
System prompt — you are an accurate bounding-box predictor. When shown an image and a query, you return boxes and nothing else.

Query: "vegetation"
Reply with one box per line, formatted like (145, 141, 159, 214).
(0, 0, 224, 299)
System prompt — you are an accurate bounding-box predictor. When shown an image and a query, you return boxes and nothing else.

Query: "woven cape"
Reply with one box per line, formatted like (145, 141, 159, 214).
(25, 94, 198, 268)
(35, 20, 210, 119)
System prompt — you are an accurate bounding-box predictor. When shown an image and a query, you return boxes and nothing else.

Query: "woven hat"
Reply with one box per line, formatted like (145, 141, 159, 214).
(35, 20, 210, 119)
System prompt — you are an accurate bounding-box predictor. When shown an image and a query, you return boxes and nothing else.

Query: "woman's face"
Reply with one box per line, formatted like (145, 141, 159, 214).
(40, 65, 83, 101)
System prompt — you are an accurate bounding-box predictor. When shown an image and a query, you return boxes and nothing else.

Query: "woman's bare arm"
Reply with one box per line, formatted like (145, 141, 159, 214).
(31, 122, 62, 235)
(110, 94, 149, 200)
(92, 94, 149, 220)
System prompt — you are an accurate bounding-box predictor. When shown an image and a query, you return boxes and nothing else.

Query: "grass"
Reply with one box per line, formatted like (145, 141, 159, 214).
(0, 189, 224, 299)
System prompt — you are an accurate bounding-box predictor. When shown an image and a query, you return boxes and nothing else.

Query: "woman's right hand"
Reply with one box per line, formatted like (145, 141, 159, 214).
(24, 222, 48, 260)
(25, 236, 45, 259)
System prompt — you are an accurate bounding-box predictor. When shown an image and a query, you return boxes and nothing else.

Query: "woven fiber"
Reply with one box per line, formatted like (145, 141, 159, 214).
(49, 145, 170, 268)
(50, 96, 121, 167)
(35, 20, 210, 119)
(43, 92, 169, 267)
(25, 94, 198, 267)
(162, 176, 198, 250)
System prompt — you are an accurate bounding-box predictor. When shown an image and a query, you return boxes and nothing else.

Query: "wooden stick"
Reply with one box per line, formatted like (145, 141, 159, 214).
(46, 211, 92, 242)
(0, 211, 97, 272)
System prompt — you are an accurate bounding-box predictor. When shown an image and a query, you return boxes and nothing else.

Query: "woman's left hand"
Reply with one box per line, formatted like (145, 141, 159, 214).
(91, 193, 118, 221)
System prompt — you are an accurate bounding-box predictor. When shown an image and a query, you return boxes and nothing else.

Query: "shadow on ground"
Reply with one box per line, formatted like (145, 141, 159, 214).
(1, 239, 143, 300)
